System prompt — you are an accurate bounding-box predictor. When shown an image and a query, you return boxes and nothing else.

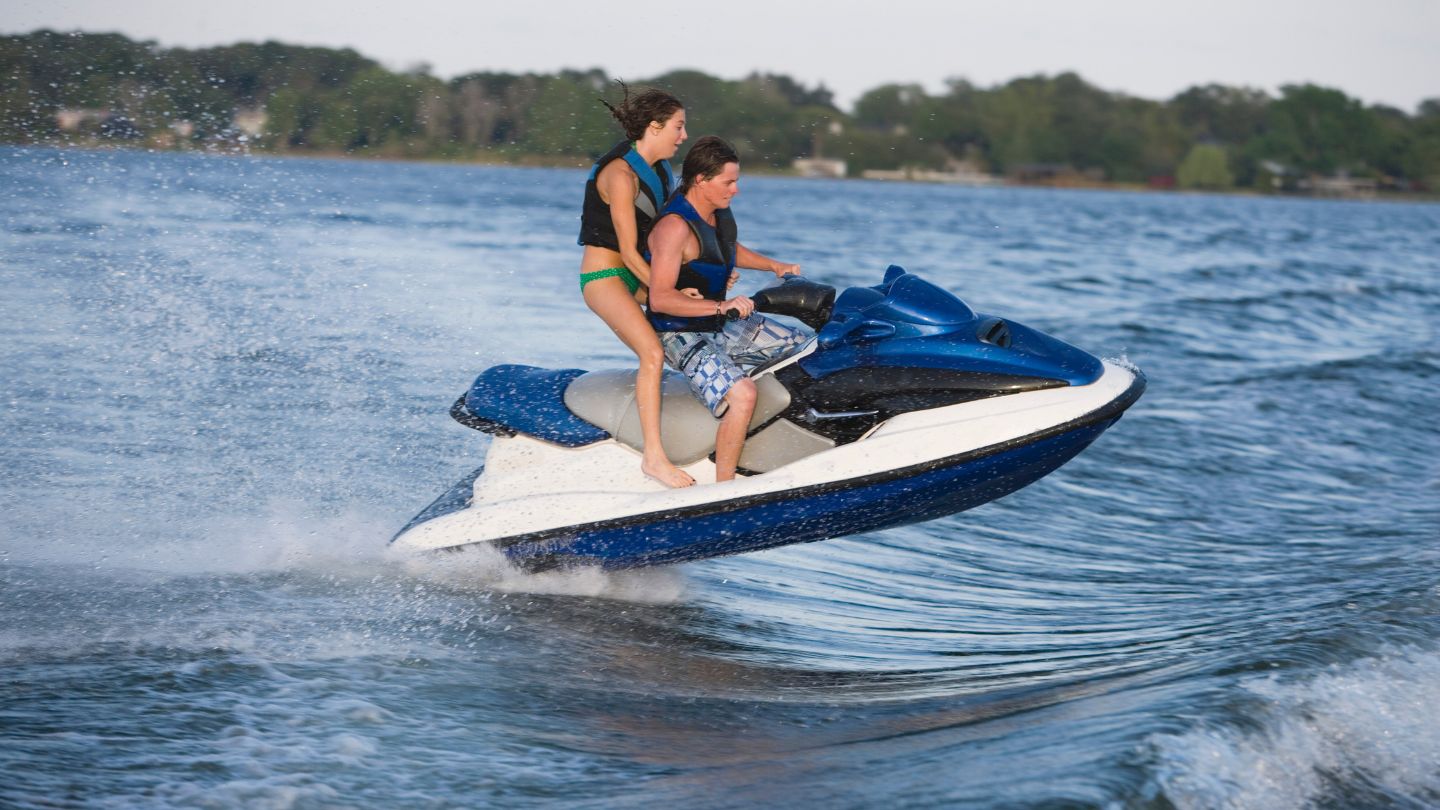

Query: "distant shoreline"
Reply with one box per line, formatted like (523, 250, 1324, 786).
(10, 141, 1436, 204)
(10, 30, 1436, 202)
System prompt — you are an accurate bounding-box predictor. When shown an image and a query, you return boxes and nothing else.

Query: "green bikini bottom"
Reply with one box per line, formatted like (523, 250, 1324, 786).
(579, 266, 641, 295)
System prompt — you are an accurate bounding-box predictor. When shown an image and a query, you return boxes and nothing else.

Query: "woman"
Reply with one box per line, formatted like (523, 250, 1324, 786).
(578, 84, 694, 487)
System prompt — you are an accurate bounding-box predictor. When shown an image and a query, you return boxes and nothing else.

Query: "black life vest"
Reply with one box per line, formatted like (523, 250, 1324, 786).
(647, 194, 737, 333)
(577, 141, 675, 253)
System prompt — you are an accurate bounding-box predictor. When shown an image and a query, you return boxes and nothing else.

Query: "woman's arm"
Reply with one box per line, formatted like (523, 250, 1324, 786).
(735, 243, 800, 278)
(597, 163, 654, 285)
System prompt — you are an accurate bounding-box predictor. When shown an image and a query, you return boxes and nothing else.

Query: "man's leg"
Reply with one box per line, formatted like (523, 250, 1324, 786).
(660, 331, 743, 418)
(661, 330, 751, 481)
(721, 313, 810, 372)
(713, 378, 756, 482)
(709, 314, 807, 480)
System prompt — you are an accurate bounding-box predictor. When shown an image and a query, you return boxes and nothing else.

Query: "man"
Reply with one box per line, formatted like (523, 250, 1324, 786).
(646, 136, 809, 482)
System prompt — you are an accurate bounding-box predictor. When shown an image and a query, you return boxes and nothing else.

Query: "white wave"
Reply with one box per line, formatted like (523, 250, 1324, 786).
(0, 498, 393, 575)
(9, 494, 687, 605)
(179, 499, 395, 575)
(1148, 645, 1440, 809)
(1106, 353, 1140, 373)
(394, 540, 688, 604)
(191, 501, 692, 604)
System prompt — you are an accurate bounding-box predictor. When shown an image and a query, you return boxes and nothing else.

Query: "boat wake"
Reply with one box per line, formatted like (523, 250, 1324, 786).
(396, 543, 688, 603)
(9, 494, 688, 605)
(1147, 644, 1440, 809)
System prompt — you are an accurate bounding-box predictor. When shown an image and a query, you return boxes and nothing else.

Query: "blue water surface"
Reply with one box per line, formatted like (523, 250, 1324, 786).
(2, 146, 1438, 809)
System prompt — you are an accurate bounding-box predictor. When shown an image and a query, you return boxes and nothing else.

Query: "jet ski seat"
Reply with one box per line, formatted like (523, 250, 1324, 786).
(565, 368, 822, 469)
(456, 364, 835, 473)
(455, 365, 613, 447)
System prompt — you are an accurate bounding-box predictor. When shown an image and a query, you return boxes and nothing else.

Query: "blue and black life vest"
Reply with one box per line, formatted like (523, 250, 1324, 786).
(647, 194, 737, 333)
(577, 141, 675, 253)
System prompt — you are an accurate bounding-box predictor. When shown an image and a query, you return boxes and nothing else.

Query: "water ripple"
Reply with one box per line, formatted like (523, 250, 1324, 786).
(2, 146, 1438, 808)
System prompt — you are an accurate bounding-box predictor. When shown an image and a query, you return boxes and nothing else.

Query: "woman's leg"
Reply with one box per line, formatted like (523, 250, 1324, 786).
(583, 277, 695, 488)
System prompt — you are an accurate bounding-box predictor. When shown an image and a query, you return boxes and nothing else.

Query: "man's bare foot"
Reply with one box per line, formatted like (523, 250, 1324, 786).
(642, 457, 695, 488)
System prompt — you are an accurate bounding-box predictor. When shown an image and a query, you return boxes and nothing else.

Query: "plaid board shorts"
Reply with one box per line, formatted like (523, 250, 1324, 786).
(659, 313, 809, 417)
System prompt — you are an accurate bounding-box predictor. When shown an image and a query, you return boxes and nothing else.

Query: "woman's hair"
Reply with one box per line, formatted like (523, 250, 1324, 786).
(599, 81, 683, 142)
(679, 136, 739, 193)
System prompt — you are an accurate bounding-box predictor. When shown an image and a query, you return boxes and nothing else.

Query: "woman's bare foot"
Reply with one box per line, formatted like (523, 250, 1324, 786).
(642, 456, 695, 488)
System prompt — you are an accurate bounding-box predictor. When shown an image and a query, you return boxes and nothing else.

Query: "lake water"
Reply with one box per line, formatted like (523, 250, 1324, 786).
(2, 146, 1438, 809)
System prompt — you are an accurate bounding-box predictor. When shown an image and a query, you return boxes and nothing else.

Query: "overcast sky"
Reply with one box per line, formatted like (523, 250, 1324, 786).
(5, 0, 1437, 113)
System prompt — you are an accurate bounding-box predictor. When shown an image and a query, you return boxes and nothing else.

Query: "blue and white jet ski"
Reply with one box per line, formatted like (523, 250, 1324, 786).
(392, 266, 1144, 570)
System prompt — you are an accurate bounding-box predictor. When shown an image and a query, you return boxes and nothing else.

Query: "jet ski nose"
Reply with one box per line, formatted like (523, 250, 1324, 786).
(800, 265, 1104, 387)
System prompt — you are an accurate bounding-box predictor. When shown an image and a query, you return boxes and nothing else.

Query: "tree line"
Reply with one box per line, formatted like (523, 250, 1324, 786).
(3, 29, 1438, 192)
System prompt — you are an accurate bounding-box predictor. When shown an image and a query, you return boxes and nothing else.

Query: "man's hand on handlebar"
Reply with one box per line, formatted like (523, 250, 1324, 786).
(774, 263, 801, 277)
(721, 295, 754, 320)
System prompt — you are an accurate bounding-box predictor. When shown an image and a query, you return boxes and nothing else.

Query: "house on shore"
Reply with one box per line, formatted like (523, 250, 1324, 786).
(232, 108, 269, 139)
(54, 108, 108, 131)
(1308, 171, 1377, 199)
(861, 159, 1000, 186)
(792, 157, 847, 178)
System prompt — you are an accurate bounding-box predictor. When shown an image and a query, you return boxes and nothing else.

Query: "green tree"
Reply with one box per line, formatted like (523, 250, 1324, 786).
(976, 75, 1065, 171)
(1171, 84, 1270, 143)
(743, 72, 836, 110)
(854, 83, 926, 132)
(1400, 99, 1440, 189)
(447, 72, 544, 148)
(516, 70, 615, 156)
(644, 70, 813, 170)
(1176, 144, 1234, 189)
(1251, 84, 1383, 174)
(0, 50, 44, 141)
(308, 66, 429, 152)
(917, 80, 986, 165)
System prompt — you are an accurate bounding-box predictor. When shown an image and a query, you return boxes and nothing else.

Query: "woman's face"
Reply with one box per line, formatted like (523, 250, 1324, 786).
(648, 110, 688, 158)
(694, 162, 740, 210)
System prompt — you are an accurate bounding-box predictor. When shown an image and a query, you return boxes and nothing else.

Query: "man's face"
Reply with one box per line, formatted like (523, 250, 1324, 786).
(696, 162, 740, 209)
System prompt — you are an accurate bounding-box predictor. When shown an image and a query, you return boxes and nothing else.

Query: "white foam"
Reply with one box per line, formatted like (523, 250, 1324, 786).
(395, 541, 688, 604)
(1106, 353, 1140, 373)
(173, 499, 394, 575)
(149, 771, 342, 810)
(329, 732, 379, 759)
(2, 498, 393, 575)
(11, 493, 688, 606)
(1148, 645, 1440, 808)
(326, 698, 393, 725)
(204, 504, 692, 605)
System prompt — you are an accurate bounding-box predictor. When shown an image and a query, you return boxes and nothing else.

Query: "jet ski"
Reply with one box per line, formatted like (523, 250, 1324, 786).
(392, 265, 1144, 571)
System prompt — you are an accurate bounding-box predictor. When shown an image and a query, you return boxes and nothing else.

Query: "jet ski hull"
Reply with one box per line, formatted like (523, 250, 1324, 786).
(397, 366, 1143, 571)
(509, 416, 1121, 571)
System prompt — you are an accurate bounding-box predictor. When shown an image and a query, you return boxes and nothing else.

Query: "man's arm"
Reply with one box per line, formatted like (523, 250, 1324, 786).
(735, 243, 800, 278)
(649, 216, 753, 318)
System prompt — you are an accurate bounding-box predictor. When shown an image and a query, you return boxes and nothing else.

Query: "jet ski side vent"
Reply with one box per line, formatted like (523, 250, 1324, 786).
(978, 318, 1012, 348)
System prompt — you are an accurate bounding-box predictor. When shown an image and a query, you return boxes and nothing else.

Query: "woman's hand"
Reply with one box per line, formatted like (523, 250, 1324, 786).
(727, 270, 740, 291)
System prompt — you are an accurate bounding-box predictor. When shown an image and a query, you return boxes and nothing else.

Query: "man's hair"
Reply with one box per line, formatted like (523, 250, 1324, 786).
(598, 80, 684, 142)
(679, 136, 739, 193)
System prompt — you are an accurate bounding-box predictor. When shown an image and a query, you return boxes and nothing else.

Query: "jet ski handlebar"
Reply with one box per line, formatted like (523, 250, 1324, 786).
(722, 277, 836, 331)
